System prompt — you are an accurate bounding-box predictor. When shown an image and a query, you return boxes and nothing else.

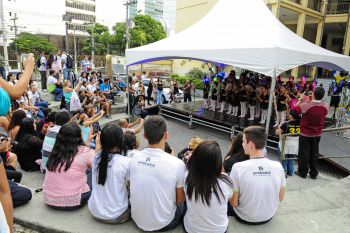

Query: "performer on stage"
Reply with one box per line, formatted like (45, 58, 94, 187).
(248, 85, 257, 121)
(274, 85, 290, 127)
(211, 82, 218, 111)
(202, 82, 210, 110)
(219, 83, 227, 113)
(226, 83, 234, 115)
(239, 84, 248, 118)
(259, 85, 269, 125)
(231, 83, 240, 117)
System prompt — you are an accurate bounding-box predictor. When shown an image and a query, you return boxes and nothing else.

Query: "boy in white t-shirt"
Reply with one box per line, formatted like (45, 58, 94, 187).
(228, 126, 286, 225)
(129, 115, 186, 231)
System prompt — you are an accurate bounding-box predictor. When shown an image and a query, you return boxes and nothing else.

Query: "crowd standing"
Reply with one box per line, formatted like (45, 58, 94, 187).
(0, 51, 335, 233)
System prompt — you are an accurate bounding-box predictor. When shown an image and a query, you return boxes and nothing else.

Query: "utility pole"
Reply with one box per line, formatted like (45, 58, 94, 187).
(73, 26, 78, 74)
(91, 25, 94, 69)
(124, 0, 137, 121)
(0, 0, 10, 73)
(10, 13, 21, 69)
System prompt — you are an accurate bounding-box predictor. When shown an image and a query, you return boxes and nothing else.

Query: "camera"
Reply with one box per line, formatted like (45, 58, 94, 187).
(0, 134, 19, 147)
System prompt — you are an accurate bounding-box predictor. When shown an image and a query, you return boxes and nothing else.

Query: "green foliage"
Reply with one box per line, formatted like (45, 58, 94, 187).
(82, 23, 112, 55)
(185, 68, 206, 80)
(111, 15, 166, 53)
(176, 76, 204, 90)
(11, 32, 55, 54)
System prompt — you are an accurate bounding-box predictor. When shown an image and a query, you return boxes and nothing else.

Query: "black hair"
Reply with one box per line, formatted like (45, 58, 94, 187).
(16, 72, 22, 80)
(7, 74, 13, 82)
(164, 142, 172, 154)
(46, 123, 84, 172)
(15, 118, 36, 143)
(55, 111, 70, 126)
(243, 126, 267, 150)
(313, 87, 325, 100)
(186, 141, 232, 206)
(97, 125, 124, 185)
(43, 108, 52, 118)
(225, 133, 246, 159)
(289, 109, 300, 121)
(47, 111, 57, 123)
(49, 70, 55, 76)
(8, 110, 26, 131)
(123, 131, 137, 152)
(91, 71, 96, 75)
(144, 116, 167, 145)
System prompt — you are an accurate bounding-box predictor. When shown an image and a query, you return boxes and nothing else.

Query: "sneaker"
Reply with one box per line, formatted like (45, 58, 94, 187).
(106, 115, 112, 119)
(42, 89, 48, 92)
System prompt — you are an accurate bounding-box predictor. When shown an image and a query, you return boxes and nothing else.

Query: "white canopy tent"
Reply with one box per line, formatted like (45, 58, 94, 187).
(126, 0, 350, 131)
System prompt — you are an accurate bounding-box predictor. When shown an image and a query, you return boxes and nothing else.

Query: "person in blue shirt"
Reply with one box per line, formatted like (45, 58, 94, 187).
(100, 78, 117, 105)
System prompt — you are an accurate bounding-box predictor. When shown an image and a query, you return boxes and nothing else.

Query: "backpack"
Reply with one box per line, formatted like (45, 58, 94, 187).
(36, 58, 41, 68)
(65, 53, 73, 69)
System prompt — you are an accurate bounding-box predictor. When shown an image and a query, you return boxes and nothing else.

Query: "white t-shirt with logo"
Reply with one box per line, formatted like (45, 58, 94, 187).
(230, 158, 286, 223)
(184, 174, 233, 233)
(129, 148, 186, 231)
(28, 91, 40, 104)
(88, 153, 130, 220)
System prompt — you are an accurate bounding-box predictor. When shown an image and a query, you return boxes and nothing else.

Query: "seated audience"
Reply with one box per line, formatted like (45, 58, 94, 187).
(28, 85, 48, 110)
(41, 111, 70, 173)
(223, 133, 249, 174)
(133, 95, 148, 119)
(184, 141, 233, 233)
(14, 118, 43, 171)
(88, 125, 131, 224)
(47, 70, 63, 101)
(228, 126, 286, 225)
(8, 110, 26, 140)
(119, 118, 144, 135)
(43, 123, 95, 210)
(129, 116, 186, 231)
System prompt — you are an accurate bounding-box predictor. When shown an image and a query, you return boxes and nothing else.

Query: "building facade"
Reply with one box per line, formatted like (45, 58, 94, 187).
(129, 0, 164, 20)
(176, 0, 350, 76)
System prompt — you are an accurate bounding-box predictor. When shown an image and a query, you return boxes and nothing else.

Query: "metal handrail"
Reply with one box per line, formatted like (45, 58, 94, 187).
(280, 126, 350, 159)
(327, 2, 350, 14)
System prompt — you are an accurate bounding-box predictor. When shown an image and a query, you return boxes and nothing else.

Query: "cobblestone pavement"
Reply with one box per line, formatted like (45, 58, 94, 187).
(14, 224, 40, 233)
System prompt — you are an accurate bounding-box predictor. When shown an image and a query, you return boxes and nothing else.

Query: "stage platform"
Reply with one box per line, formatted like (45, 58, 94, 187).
(160, 101, 350, 174)
(160, 101, 280, 150)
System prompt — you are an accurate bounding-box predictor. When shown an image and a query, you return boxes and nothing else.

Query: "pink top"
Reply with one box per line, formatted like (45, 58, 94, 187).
(43, 146, 94, 207)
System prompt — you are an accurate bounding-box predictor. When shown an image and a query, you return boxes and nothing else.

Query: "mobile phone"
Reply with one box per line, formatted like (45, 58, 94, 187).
(92, 124, 100, 134)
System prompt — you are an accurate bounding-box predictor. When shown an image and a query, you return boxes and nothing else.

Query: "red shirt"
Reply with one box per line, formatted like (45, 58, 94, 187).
(299, 100, 329, 137)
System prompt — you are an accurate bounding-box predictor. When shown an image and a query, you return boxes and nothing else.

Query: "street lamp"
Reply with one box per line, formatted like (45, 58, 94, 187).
(124, 0, 137, 121)
(62, 14, 73, 53)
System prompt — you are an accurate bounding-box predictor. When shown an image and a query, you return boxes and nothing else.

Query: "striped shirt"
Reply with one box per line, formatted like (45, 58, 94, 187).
(41, 125, 61, 172)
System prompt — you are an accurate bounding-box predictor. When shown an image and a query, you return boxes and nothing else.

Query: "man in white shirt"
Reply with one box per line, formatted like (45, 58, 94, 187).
(228, 126, 286, 225)
(28, 85, 48, 110)
(129, 116, 186, 231)
(141, 71, 147, 80)
(39, 52, 48, 91)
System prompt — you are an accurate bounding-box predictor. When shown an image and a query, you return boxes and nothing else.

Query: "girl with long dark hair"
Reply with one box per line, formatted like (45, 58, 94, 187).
(14, 118, 43, 171)
(223, 133, 249, 174)
(8, 110, 26, 140)
(43, 122, 95, 210)
(88, 125, 131, 224)
(184, 141, 233, 233)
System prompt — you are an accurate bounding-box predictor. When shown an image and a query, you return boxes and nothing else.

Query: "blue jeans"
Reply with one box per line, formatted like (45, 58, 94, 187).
(156, 91, 163, 105)
(35, 100, 48, 109)
(158, 203, 186, 232)
(63, 68, 73, 84)
(282, 154, 295, 176)
(9, 180, 32, 208)
(52, 88, 63, 101)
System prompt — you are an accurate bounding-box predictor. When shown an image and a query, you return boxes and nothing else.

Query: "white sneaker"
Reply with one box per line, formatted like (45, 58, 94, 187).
(43, 89, 48, 92)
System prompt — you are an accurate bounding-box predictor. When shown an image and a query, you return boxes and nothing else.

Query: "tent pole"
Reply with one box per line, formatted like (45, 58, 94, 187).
(265, 69, 277, 134)
(126, 65, 131, 123)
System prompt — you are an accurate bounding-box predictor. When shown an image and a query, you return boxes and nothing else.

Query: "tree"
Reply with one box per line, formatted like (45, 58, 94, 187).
(82, 23, 112, 55)
(11, 32, 55, 54)
(111, 14, 167, 53)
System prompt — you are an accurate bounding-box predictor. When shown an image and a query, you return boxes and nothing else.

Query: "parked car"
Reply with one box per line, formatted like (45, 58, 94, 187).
(142, 78, 183, 103)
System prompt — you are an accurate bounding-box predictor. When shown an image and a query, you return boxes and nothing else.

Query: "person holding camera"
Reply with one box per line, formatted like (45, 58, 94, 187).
(295, 87, 329, 179)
